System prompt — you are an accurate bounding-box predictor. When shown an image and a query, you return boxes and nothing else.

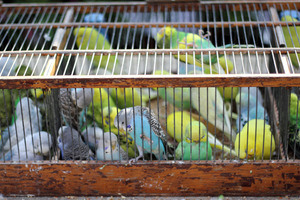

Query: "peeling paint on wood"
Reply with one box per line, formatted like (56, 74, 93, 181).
(0, 161, 299, 197)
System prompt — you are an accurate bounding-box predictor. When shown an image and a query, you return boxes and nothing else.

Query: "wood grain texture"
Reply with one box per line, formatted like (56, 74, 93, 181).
(0, 161, 299, 197)
(1, 75, 300, 89)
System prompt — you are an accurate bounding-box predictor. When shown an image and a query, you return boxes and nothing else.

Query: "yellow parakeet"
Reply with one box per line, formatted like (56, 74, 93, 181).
(167, 111, 195, 142)
(235, 119, 275, 160)
(281, 15, 300, 68)
(73, 27, 118, 71)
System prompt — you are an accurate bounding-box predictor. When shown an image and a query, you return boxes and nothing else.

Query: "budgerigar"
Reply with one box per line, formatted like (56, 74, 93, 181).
(166, 111, 195, 142)
(87, 88, 116, 128)
(235, 90, 269, 133)
(184, 121, 237, 157)
(84, 13, 108, 39)
(281, 15, 300, 68)
(96, 132, 127, 161)
(156, 27, 252, 68)
(73, 27, 118, 71)
(1, 97, 42, 152)
(57, 126, 94, 160)
(59, 88, 94, 130)
(114, 106, 168, 162)
(191, 87, 236, 142)
(81, 126, 104, 152)
(280, 10, 300, 20)
(0, 131, 52, 161)
(235, 119, 275, 160)
(175, 140, 212, 160)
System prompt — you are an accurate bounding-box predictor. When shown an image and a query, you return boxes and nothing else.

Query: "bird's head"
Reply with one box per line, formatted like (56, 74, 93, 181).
(113, 108, 133, 133)
(185, 121, 208, 143)
(156, 26, 177, 47)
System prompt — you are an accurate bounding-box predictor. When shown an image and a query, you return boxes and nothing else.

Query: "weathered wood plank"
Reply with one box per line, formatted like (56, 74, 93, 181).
(0, 161, 299, 197)
(1, 75, 300, 89)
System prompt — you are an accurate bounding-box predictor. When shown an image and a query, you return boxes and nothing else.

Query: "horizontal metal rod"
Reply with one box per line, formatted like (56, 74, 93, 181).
(1, 21, 300, 29)
(1, 47, 299, 56)
(1, 74, 300, 89)
(2, 0, 299, 8)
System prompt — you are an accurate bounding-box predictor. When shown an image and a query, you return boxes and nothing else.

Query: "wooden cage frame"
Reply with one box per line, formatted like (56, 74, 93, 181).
(0, 0, 300, 197)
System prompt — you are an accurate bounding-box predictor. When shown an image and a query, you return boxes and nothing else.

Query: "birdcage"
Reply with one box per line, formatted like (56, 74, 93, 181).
(0, 0, 299, 197)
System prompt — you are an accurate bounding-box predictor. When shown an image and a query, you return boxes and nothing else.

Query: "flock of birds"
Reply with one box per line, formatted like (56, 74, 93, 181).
(0, 10, 299, 162)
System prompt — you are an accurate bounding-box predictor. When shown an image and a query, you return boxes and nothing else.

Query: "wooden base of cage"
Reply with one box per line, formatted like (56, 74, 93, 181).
(0, 161, 299, 197)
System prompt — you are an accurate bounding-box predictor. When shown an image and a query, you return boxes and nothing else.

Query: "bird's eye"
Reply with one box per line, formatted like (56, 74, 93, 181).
(121, 121, 124, 125)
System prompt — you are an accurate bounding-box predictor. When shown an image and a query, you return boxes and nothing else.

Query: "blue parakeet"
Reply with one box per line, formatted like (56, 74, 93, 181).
(235, 89, 269, 133)
(114, 106, 168, 162)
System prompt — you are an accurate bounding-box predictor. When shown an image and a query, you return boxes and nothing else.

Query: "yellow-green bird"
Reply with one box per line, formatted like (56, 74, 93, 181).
(185, 121, 237, 157)
(167, 111, 195, 142)
(235, 119, 275, 160)
(87, 88, 116, 128)
(73, 27, 118, 71)
(281, 15, 300, 68)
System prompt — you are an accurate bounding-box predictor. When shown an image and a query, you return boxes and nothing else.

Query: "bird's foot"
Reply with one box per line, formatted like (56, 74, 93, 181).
(128, 155, 143, 165)
(199, 29, 211, 40)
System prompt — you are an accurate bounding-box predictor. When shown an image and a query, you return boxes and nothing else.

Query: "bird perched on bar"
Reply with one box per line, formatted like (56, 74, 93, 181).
(235, 119, 275, 160)
(1, 97, 42, 152)
(281, 15, 300, 68)
(73, 27, 118, 72)
(0, 131, 52, 161)
(184, 121, 237, 157)
(191, 87, 236, 143)
(60, 88, 94, 130)
(57, 126, 94, 160)
(235, 89, 269, 133)
(87, 88, 116, 128)
(96, 131, 127, 161)
(114, 106, 169, 162)
(156, 26, 252, 68)
(81, 126, 104, 152)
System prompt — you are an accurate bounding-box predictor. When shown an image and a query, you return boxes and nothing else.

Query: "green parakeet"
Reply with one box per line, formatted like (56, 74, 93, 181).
(73, 27, 118, 71)
(235, 119, 275, 160)
(87, 88, 116, 128)
(175, 140, 212, 160)
(191, 87, 236, 143)
(185, 121, 237, 157)
(156, 27, 252, 68)
(281, 16, 300, 68)
(109, 88, 143, 109)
